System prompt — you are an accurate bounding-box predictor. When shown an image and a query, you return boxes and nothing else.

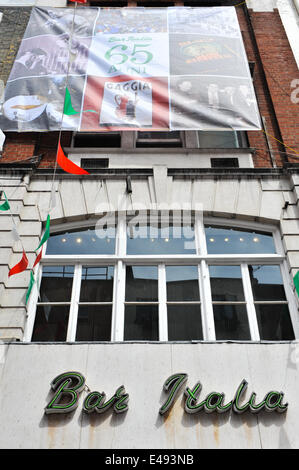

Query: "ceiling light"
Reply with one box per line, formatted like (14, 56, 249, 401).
(224, 238, 229, 242)
(61, 238, 67, 243)
(209, 238, 215, 242)
(76, 237, 82, 244)
(253, 237, 259, 243)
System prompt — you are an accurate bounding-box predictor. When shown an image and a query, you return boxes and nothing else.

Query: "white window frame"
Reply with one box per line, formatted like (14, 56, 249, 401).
(24, 216, 299, 342)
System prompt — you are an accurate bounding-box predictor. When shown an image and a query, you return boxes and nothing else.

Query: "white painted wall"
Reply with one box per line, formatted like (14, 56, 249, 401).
(0, 342, 298, 449)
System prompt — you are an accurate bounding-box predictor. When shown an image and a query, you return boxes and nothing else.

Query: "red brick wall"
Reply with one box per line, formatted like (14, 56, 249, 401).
(241, 8, 299, 166)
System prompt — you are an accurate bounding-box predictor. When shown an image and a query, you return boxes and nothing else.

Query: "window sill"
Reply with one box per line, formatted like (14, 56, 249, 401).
(18, 339, 298, 345)
(65, 147, 256, 155)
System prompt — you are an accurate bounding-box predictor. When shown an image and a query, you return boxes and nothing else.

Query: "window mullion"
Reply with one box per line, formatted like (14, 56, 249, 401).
(199, 261, 216, 341)
(241, 263, 260, 341)
(113, 260, 126, 341)
(24, 264, 43, 341)
(158, 264, 168, 341)
(66, 264, 81, 342)
(195, 210, 206, 255)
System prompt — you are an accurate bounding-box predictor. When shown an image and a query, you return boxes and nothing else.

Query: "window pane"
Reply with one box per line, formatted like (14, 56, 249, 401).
(209, 265, 245, 302)
(124, 305, 159, 341)
(125, 266, 158, 302)
(167, 305, 202, 341)
(213, 304, 251, 340)
(31, 305, 69, 342)
(46, 226, 116, 255)
(198, 130, 240, 149)
(76, 305, 112, 341)
(205, 226, 276, 254)
(127, 219, 196, 255)
(80, 266, 114, 302)
(255, 304, 295, 341)
(249, 265, 287, 301)
(166, 265, 200, 301)
(39, 266, 74, 302)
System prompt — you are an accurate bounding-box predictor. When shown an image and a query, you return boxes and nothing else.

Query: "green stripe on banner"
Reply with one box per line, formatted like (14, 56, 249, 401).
(0, 191, 10, 211)
(294, 271, 299, 296)
(64, 87, 97, 116)
(26, 271, 35, 305)
(36, 214, 50, 251)
(64, 87, 80, 116)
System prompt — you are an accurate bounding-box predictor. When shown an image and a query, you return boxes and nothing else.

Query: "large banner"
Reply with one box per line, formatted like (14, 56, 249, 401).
(0, 6, 261, 132)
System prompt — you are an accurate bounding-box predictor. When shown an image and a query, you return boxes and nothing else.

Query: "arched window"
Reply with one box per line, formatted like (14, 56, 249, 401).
(25, 214, 297, 343)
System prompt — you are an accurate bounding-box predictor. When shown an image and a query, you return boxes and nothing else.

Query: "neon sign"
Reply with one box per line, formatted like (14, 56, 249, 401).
(44, 372, 288, 416)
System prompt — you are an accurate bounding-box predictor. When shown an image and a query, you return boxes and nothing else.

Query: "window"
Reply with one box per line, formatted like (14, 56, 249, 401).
(210, 158, 239, 168)
(136, 131, 183, 148)
(70, 130, 247, 150)
(25, 216, 297, 343)
(72, 132, 121, 148)
(198, 131, 248, 149)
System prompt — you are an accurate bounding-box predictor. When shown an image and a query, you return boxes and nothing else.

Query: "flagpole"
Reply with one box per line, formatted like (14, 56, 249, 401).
(48, 1, 78, 214)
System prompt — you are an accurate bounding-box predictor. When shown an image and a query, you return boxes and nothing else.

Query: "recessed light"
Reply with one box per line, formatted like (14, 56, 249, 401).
(76, 237, 82, 244)
(224, 238, 229, 242)
(209, 238, 215, 242)
(61, 238, 67, 243)
(164, 238, 169, 242)
(253, 237, 259, 243)
(239, 238, 244, 242)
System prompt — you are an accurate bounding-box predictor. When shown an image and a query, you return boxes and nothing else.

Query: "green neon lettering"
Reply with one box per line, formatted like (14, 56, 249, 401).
(159, 373, 188, 415)
(232, 379, 251, 414)
(184, 382, 206, 414)
(248, 392, 266, 413)
(204, 392, 225, 413)
(83, 385, 129, 414)
(265, 391, 288, 413)
(45, 371, 85, 415)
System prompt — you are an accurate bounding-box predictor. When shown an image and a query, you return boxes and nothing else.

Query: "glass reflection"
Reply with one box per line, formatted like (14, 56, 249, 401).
(255, 304, 294, 340)
(249, 265, 286, 301)
(80, 266, 114, 302)
(127, 220, 196, 255)
(31, 305, 69, 342)
(125, 266, 158, 302)
(209, 265, 244, 302)
(213, 304, 250, 340)
(76, 305, 112, 341)
(46, 226, 116, 255)
(205, 226, 276, 254)
(124, 305, 159, 341)
(39, 266, 74, 302)
(167, 305, 202, 340)
(166, 265, 200, 301)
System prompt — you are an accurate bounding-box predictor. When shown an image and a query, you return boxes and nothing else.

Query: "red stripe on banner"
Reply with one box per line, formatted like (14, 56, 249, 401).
(33, 248, 43, 268)
(9, 250, 28, 277)
(68, 0, 87, 3)
(57, 140, 89, 175)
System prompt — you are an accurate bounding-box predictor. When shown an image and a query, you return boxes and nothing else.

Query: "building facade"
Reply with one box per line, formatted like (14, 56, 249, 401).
(0, 0, 299, 449)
